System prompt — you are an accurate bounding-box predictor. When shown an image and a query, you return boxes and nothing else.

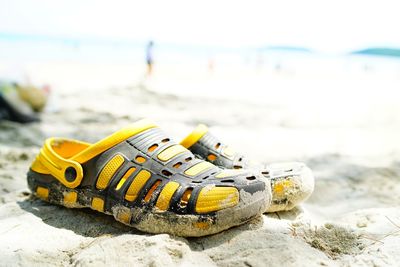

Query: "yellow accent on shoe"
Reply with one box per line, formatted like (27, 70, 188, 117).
(36, 186, 49, 200)
(215, 169, 244, 178)
(36, 138, 85, 189)
(180, 124, 208, 148)
(184, 161, 213, 176)
(30, 158, 50, 174)
(96, 154, 124, 190)
(116, 167, 136, 190)
(72, 119, 156, 163)
(207, 153, 217, 161)
(222, 147, 235, 159)
(173, 162, 182, 169)
(64, 191, 78, 205)
(144, 180, 161, 202)
(157, 145, 187, 161)
(117, 209, 131, 224)
(134, 156, 146, 164)
(31, 119, 156, 189)
(92, 197, 104, 212)
(148, 144, 158, 152)
(273, 179, 295, 197)
(193, 221, 211, 230)
(180, 188, 192, 206)
(125, 170, 151, 202)
(195, 186, 239, 213)
(156, 181, 180, 211)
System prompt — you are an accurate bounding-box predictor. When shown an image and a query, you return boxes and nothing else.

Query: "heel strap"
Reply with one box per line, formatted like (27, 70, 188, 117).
(38, 138, 84, 188)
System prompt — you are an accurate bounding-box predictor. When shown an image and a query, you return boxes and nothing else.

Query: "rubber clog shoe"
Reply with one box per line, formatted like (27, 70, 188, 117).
(181, 124, 315, 213)
(27, 119, 270, 236)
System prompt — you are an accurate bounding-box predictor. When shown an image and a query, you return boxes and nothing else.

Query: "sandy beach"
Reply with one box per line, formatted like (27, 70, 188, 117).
(2, 0, 400, 265)
(0, 65, 400, 267)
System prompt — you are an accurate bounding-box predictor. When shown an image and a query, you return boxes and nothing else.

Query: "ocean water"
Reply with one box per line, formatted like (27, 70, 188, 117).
(1, 33, 400, 107)
(2, 33, 400, 72)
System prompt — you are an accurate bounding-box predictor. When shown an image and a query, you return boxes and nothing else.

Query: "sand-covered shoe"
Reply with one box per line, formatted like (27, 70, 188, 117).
(27, 119, 270, 237)
(180, 124, 314, 213)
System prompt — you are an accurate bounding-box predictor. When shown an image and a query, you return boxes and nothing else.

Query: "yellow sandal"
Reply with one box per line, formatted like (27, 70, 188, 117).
(181, 124, 314, 212)
(28, 119, 270, 236)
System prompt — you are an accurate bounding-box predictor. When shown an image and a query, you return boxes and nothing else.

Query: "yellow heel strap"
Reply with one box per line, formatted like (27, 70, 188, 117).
(32, 119, 157, 188)
(37, 138, 84, 188)
(180, 124, 208, 148)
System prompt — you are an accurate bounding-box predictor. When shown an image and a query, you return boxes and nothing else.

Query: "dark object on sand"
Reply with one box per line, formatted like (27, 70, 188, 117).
(0, 81, 49, 123)
(0, 94, 39, 123)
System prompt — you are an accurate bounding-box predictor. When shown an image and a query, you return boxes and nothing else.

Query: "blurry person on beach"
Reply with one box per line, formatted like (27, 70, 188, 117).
(208, 56, 215, 74)
(146, 41, 154, 77)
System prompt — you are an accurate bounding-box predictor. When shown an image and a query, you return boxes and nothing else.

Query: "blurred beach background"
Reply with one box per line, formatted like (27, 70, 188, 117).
(1, 1, 400, 266)
(1, 0, 400, 162)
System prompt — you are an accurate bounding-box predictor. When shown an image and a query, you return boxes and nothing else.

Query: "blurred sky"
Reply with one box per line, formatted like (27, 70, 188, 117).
(1, 0, 400, 53)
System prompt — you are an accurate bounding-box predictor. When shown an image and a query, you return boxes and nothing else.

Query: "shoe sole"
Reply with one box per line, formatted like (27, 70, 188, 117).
(27, 170, 269, 237)
(262, 162, 314, 213)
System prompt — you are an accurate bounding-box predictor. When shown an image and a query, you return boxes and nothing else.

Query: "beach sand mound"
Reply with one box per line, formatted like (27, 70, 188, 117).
(300, 223, 364, 258)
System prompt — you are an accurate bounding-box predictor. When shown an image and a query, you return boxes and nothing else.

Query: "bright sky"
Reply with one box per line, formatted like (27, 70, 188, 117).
(1, 0, 400, 52)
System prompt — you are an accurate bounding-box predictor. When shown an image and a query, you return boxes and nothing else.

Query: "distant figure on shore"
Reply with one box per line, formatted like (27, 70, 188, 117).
(208, 56, 215, 74)
(146, 41, 154, 77)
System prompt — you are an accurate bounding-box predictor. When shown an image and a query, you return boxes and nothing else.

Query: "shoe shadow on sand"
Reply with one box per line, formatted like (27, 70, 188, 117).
(16, 194, 301, 242)
(17, 196, 144, 238)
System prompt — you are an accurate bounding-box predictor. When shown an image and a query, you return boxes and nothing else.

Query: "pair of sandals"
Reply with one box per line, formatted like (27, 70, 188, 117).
(28, 119, 314, 237)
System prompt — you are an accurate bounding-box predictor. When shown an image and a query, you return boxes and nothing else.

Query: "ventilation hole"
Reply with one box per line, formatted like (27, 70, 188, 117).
(116, 167, 136, 190)
(246, 176, 256, 181)
(148, 144, 158, 152)
(207, 153, 217, 161)
(202, 176, 209, 180)
(215, 143, 221, 149)
(64, 167, 77, 182)
(210, 172, 217, 175)
(161, 138, 170, 143)
(285, 169, 293, 172)
(233, 165, 243, 169)
(135, 156, 146, 164)
(221, 179, 235, 183)
(173, 162, 182, 169)
(238, 157, 243, 162)
(180, 188, 193, 207)
(185, 157, 192, 162)
(192, 180, 202, 184)
(144, 180, 161, 202)
(162, 170, 172, 177)
(261, 171, 270, 178)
